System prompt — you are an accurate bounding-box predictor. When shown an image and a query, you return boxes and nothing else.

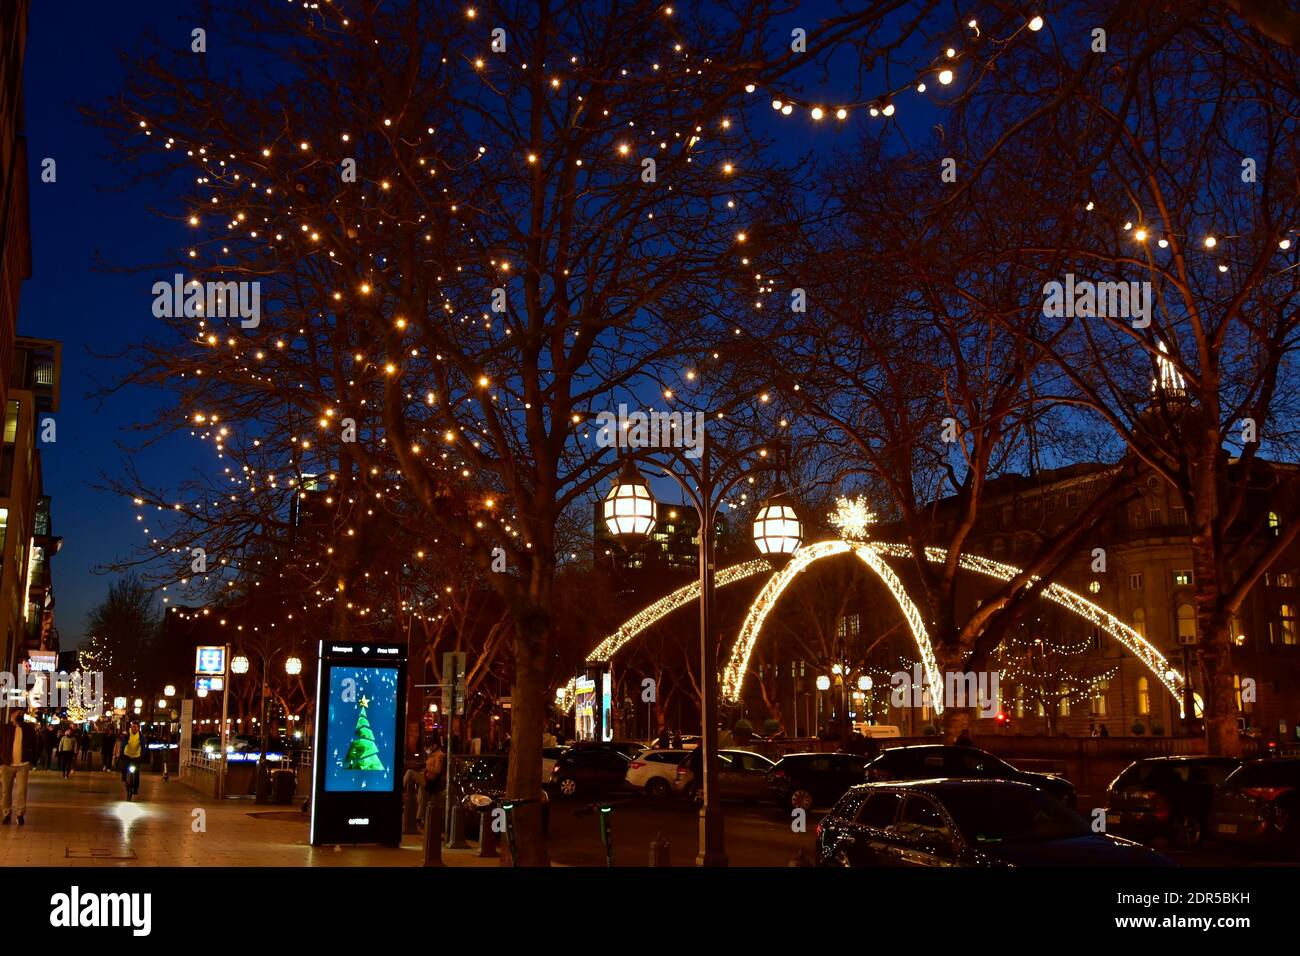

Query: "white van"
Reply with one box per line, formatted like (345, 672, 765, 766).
(853, 723, 901, 739)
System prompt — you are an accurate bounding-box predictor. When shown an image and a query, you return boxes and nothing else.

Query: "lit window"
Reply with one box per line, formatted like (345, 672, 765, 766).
(1091, 680, 1109, 717)
(1173, 570, 1192, 587)
(1282, 605, 1297, 645)
(1269, 512, 1281, 536)
(1129, 573, 1143, 590)
(1088, 580, 1101, 594)
(1137, 677, 1150, 715)
(1132, 608, 1146, 639)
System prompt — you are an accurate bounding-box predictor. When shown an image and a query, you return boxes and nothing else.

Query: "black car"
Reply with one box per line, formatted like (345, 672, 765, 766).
(548, 746, 630, 798)
(1106, 756, 1241, 848)
(1210, 758, 1300, 854)
(816, 779, 1172, 867)
(865, 745, 1076, 806)
(765, 752, 870, 810)
(451, 754, 550, 837)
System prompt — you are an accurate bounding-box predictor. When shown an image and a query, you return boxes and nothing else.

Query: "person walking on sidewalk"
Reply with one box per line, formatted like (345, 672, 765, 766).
(1, 709, 38, 825)
(100, 728, 116, 772)
(57, 727, 77, 777)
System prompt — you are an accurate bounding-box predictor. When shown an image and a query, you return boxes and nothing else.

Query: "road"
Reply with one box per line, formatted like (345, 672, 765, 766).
(545, 792, 816, 866)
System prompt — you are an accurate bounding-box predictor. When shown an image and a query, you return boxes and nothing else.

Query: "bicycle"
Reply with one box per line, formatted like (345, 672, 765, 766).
(123, 763, 141, 801)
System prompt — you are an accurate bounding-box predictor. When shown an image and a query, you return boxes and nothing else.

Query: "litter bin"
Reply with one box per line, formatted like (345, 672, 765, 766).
(271, 769, 297, 805)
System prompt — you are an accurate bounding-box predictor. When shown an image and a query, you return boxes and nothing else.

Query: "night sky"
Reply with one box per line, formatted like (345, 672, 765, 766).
(20, 1, 934, 649)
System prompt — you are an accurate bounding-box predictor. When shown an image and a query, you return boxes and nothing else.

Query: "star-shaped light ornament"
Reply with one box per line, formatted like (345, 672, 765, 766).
(829, 496, 877, 541)
(359, 695, 370, 708)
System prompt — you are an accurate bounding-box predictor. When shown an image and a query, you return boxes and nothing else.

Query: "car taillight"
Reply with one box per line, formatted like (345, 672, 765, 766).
(1242, 787, 1290, 801)
(629, 761, 645, 770)
(771, 770, 787, 780)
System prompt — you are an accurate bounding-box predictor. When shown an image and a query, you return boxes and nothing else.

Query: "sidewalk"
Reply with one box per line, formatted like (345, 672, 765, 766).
(0, 768, 504, 867)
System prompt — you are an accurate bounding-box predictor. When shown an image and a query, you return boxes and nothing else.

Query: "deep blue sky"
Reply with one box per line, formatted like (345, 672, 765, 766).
(22, 2, 207, 647)
(20, 1, 944, 649)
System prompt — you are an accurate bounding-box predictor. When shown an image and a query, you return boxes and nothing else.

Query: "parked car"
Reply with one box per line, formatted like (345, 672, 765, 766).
(453, 754, 549, 837)
(549, 747, 630, 798)
(567, 739, 648, 760)
(816, 779, 1172, 867)
(765, 752, 871, 810)
(864, 745, 1076, 806)
(626, 749, 690, 799)
(672, 749, 776, 802)
(1106, 756, 1241, 848)
(541, 746, 567, 781)
(1210, 758, 1300, 854)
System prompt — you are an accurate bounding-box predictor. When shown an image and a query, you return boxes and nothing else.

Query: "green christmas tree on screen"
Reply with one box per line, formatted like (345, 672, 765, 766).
(343, 695, 385, 771)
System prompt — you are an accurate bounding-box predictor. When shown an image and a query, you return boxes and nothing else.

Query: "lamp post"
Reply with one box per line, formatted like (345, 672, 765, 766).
(604, 436, 799, 867)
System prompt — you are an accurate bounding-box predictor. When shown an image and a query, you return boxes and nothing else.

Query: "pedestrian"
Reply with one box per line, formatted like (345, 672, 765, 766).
(100, 728, 115, 772)
(38, 724, 55, 771)
(1, 708, 38, 825)
(77, 729, 91, 768)
(1099, 724, 1110, 738)
(57, 727, 77, 777)
(955, 728, 974, 747)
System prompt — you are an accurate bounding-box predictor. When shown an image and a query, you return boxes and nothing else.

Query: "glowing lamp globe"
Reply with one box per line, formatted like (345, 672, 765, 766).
(164, 684, 176, 697)
(752, 500, 802, 556)
(285, 656, 303, 676)
(603, 461, 656, 537)
(816, 675, 831, 691)
(231, 655, 250, 675)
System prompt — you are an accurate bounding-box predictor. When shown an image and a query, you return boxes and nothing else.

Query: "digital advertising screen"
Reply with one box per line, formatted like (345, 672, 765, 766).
(310, 642, 407, 846)
(323, 665, 399, 793)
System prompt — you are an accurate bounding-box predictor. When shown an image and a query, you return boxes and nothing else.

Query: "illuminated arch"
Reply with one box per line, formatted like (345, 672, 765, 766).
(577, 540, 1187, 716)
(719, 541, 943, 711)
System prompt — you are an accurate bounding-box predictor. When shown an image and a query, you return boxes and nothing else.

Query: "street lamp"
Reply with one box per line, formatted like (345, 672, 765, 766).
(231, 655, 251, 675)
(164, 684, 176, 698)
(603, 460, 657, 536)
(285, 656, 303, 676)
(605, 436, 792, 866)
(752, 499, 802, 556)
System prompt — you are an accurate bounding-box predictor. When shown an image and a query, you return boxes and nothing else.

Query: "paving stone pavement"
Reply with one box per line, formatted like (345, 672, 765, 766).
(0, 767, 501, 867)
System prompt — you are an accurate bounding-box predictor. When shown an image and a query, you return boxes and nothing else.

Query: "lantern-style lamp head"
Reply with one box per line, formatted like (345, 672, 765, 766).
(815, 675, 832, 691)
(752, 498, 802, 556)
(604, 460, 657, 537)
(285, 656, 303, 676)
(231, 655, 250, 675)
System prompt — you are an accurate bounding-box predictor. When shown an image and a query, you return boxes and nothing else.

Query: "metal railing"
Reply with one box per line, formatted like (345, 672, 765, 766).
(186, 749, 221, 774)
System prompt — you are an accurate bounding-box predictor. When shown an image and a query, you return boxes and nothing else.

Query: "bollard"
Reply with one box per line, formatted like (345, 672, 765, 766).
(649, 831, 670, 867)
(402, 773, 420, 835)
(423, 799, 444, 867)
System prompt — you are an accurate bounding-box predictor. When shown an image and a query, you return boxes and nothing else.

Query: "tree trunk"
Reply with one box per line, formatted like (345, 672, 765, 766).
(1198, 614, 1242, 756)
(503, 608, 551, 866)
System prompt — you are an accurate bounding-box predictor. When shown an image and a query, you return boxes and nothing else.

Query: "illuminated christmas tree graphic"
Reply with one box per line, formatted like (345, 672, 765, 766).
(343, 695, 385, 771)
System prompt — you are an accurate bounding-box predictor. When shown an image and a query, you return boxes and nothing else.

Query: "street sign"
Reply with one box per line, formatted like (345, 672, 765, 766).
(195, 646, 227, 676)
(196, 676, 225, 693)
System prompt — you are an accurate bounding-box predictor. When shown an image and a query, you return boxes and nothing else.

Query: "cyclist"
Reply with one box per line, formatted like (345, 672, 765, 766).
(116, 721, 147, 797)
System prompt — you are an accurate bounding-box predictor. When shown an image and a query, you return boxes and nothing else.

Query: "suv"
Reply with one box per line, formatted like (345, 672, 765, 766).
(816, 780, 1170, 867)
(1106, 756, 1241, 848)
(765, 752, 870, 810)
(626, 749, 690, 799)
(549, 747, 630, 798)
(864, 745, 1076, 806)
